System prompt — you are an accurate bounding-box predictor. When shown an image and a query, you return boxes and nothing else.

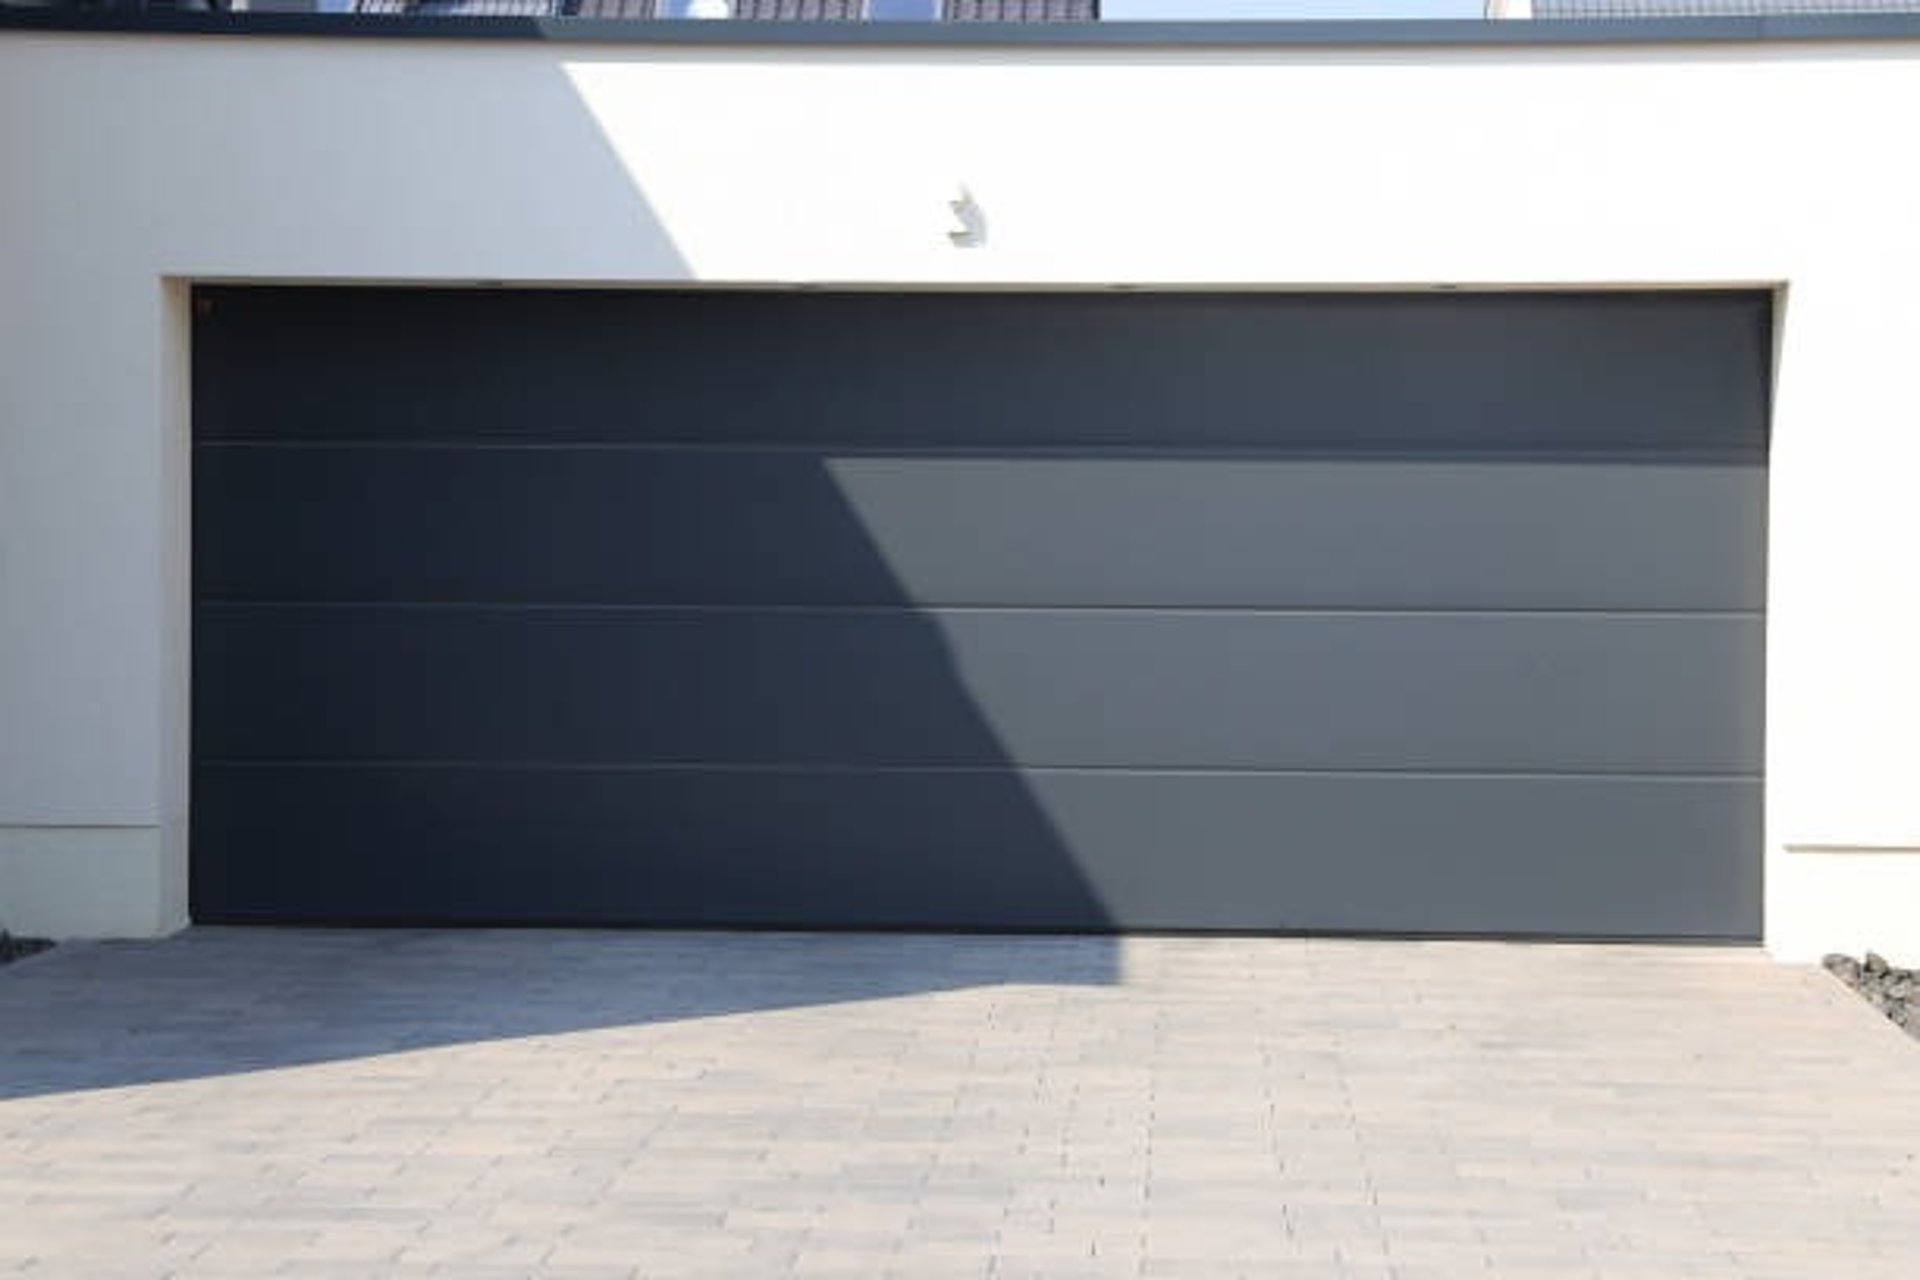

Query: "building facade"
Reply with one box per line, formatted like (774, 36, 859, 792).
(3, 14, 1919, 960)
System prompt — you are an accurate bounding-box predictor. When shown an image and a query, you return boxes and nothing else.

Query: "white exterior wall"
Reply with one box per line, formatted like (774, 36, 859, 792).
(1, 30, 1916, 959)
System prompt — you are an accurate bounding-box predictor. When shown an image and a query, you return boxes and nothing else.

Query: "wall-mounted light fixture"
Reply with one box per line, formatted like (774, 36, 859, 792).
(948, 186, 987, 248)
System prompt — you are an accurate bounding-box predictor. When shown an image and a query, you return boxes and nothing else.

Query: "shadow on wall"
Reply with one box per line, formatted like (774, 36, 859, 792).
(147, 43, 700, 284)
(0, 930, 1119, 1100)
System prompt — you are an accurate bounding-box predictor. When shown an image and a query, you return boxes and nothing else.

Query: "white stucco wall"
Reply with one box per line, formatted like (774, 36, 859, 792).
(1, 27, 1916, 959)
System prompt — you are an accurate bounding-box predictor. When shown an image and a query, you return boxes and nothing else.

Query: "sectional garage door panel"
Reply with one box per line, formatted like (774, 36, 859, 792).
(190, 287, 1769, 937)
(196, 451, 1766, 611)
(191, 768, 1760, 937)
(194, 289, 1769, 455)
(195, 608, 1760, 774)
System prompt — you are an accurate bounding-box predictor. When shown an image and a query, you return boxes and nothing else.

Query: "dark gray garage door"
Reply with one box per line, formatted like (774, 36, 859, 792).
(191, 287, 1768, 937)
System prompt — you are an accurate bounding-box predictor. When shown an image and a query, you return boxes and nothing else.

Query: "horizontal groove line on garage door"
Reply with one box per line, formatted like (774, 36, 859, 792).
(194, 759, 1761, 781)
(191, 439, 1766, 464)
(193, 600, 1763, 619)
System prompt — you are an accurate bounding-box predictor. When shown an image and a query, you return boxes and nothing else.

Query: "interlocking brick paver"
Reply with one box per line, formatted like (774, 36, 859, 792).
(2, 930, 1918, 1277)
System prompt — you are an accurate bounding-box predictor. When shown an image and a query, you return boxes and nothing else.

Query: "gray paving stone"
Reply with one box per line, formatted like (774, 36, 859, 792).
(3, 930, 1918, 1278)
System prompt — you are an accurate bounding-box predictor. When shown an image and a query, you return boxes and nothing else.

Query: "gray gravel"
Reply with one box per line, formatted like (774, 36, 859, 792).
(1825, 951, 1920, 1040)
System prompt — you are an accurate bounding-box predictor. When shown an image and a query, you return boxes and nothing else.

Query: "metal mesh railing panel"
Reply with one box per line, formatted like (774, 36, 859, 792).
(944, 0, 1096, 18)
(724, 0, 865, 17)
(352, 0, 559, 13)
(564, 0, 657, 15)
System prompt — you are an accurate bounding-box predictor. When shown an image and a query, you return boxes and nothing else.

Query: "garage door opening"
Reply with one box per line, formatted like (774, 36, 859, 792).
(190, 287, 1769, 938)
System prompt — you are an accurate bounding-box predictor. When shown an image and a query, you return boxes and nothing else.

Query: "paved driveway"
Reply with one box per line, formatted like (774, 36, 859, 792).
(2, 930, 1916, 1279)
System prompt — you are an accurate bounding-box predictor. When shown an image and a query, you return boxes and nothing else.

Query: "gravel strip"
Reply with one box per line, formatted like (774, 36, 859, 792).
(1825, 951, 1920, 1041)
(0, 931, 54, 968)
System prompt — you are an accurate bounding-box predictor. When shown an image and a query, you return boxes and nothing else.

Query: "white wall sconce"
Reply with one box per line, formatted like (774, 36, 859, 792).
(948, 185, 986, 248)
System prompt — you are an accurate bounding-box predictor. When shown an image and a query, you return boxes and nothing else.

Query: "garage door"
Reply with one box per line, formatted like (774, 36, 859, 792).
(191, 288, 1768, 937)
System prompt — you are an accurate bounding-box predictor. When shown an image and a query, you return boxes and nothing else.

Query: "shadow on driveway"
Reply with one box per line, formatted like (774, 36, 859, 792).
(0, 927, 1118, 1101)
